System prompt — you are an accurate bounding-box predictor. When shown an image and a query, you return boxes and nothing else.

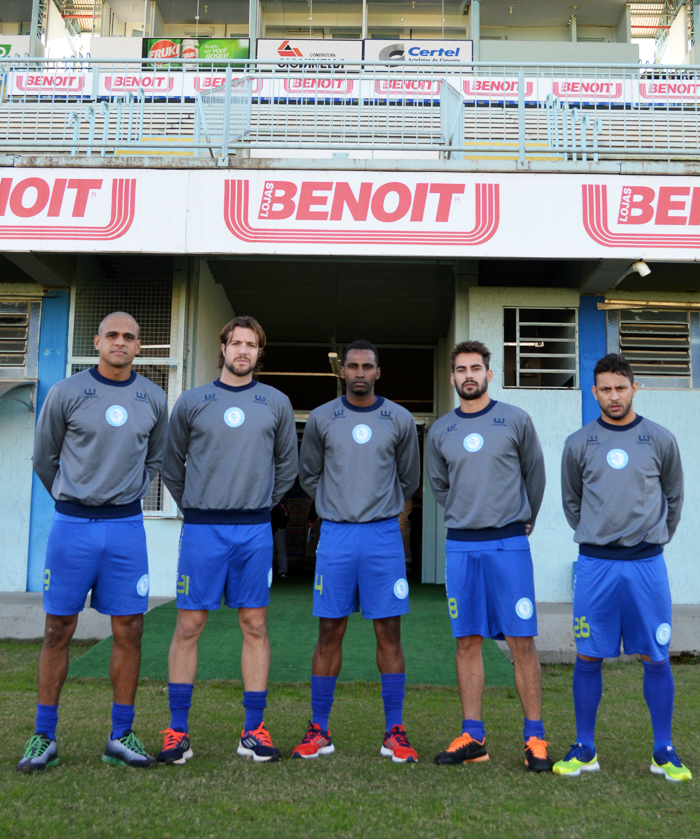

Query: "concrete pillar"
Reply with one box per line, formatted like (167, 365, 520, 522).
(468, 0, 479, 61)
(616, 4, 632, 44)
(569, 14, 577, 42)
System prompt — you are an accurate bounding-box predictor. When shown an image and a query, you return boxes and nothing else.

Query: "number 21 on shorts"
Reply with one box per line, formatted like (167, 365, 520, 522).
(573, 615, 590, 638)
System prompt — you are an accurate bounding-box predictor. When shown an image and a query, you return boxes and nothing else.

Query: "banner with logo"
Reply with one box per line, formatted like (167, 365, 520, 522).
(1, 169, 700, 260)
(256, 39, 363, 70)
(364, 40, 472, 64)
(144, 38, 249, 64)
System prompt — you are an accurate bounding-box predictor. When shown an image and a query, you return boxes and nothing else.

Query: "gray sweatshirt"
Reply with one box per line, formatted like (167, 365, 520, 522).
(299, 395, 420, 523)
(33, 367, 168, 517)
(162, 379, 298, 524)
(561, 415, 683, 559)
(427, 399, 545, 540)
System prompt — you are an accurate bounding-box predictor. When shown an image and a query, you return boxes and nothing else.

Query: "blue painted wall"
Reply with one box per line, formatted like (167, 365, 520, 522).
(26, 290, 70, 592)
(578, 296, 607, 427)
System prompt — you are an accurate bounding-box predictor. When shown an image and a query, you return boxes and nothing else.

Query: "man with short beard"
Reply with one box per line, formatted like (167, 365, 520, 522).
(554, 353, 690, 782)
(158, 316, 297, 765)
(427, 340, 552, 771)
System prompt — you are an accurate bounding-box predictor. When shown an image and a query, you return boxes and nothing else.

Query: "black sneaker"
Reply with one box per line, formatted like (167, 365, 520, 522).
(524, 736, 554, 772)
(17, 733, 59, 773)
(158, 728, 193, 765)
(434, 732, 489, 765)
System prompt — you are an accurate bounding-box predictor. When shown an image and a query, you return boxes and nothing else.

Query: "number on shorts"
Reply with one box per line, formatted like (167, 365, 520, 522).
(573, 616, 590, 639)
(448, 598, 459, 619)
(177, 574, 189, 596)
(43, 569, 50, 592)
(314, 574, 323, 596)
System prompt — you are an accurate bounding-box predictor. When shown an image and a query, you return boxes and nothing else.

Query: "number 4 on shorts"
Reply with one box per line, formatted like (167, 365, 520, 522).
(573, 616, 590, 639)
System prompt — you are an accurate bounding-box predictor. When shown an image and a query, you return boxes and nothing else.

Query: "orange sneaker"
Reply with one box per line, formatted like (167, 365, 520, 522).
(291, 721, 335, 759)
(237, 721, 281, 762)
(381, 724, 418, 763)
(434, 732, 489, 765)
(524, 736, 554, 772)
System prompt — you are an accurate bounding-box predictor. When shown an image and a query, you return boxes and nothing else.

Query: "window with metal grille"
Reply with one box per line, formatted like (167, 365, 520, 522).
(607, 308, 700, 388)
(68, 256, 187, 515)
(503, 307, 578, 389)
(0, 301, 41, 374)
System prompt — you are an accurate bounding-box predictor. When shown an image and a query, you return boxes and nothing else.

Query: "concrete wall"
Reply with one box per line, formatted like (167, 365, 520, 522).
(0, 283, 42, 591)
(467, 287, 582, 603)
(191, 259, 235, 388)
(0, 387, 34, 590)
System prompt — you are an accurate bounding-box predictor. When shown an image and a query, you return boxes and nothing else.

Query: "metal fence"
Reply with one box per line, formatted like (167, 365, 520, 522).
(0, 57, 700, 162)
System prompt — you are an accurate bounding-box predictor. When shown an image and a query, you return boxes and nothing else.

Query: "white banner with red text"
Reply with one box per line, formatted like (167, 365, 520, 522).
(7, 69, 700, 105)
(1, 169, 699, 260)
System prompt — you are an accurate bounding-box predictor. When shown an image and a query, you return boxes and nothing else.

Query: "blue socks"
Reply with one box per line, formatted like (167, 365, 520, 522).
(35, 704, 58, 741)
(573, 657, 603, 750)
(462, 719, 486, 742)
(381, 673, 405, 731)
(111, 702, 134, 740)
(642, 659, 674, 751)
(242, 690, 267, 732)
(523, 717, 546, 742)
(168, 682, 193, 733)
(311, 675, 337, 731)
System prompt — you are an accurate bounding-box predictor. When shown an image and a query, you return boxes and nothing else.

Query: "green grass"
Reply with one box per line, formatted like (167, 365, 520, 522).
(2, 641, 699, 839)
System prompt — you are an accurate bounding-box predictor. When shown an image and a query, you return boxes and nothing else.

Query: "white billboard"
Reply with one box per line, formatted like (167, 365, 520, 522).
(364, 40, 473, 64)
(2, 169, 700, 261)
(256, 39, 363, 70)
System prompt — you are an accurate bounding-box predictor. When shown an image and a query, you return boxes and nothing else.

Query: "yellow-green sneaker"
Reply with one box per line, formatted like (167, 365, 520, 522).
(552, 743, 600, 777)
(651, 747, 692, 782)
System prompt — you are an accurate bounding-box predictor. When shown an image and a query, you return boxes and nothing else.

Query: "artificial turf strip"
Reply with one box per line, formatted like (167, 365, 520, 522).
(67, 579, 514, 687)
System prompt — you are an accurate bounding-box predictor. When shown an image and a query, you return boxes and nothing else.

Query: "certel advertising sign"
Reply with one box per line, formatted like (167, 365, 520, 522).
(256, 39, 363, 70)
(364, 39, 472, 64)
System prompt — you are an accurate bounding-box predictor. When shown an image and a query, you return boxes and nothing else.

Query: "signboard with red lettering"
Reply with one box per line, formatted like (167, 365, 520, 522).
(2, 168, 700, 260)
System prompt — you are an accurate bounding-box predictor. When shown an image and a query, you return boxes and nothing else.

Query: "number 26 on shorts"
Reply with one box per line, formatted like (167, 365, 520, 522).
(573, 615, 590, 639)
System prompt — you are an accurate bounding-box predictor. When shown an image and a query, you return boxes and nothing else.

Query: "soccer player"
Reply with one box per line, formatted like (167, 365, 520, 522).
(292, 340, 420, 763)
(554, 353, 691, 782)
(18, 312, 168, 772)
(427, 340, 553, 772)
(158, 316, 297, 765)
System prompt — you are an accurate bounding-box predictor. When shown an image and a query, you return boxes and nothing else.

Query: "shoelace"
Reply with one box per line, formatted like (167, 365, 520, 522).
(247, 723, 273, 746)
(526, 737, 550, 759)
(658, 747, 683, 768)
(566, 742, 593, 760)
(448, 732, 479, 751)
(119, 731, 148, 755)
(160, 729, 186, 750)
(300, 722, 323, 744)
(24, 734, 50, 758)
(388, 727, 411, 748)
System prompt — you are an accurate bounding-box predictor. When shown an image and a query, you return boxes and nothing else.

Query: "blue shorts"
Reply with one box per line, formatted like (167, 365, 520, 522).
(313, 519, 409, 620)
(445, 536, 538, 640)
(43, 512, 149, 617)
(176, 522, 273, 611)
(573, 553, 672, 661)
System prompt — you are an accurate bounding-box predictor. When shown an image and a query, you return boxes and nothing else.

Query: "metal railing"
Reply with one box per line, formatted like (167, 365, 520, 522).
(0, 57, 700, 162)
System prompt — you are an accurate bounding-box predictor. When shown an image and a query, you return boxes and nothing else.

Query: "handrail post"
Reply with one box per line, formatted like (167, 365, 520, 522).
(517, 66, 526, 167)
(220, 64, 233, 164)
